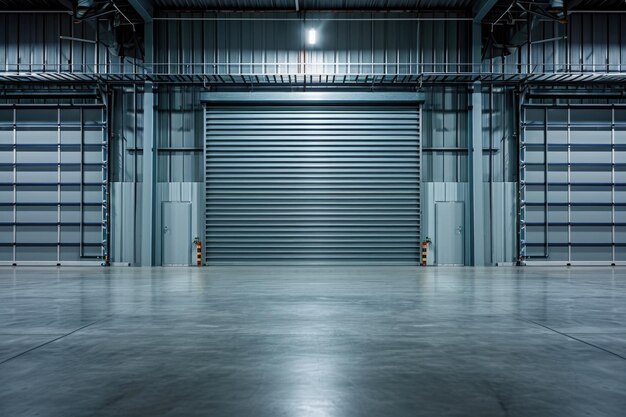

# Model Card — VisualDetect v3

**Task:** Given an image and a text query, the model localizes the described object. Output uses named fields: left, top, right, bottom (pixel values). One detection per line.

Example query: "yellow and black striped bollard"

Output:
left=193, top=238, right=202, bottom=266
left=421, top=238, right=431, bottom=266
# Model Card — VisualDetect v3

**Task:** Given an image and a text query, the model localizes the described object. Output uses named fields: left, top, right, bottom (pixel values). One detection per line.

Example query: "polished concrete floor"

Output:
left=0, top=266, right=625, bottom=417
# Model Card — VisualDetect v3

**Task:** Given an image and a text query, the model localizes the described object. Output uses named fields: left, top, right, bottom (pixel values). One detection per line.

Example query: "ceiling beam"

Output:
left=127, top=0, right=153, bottom=22
left=566, top=0, right=585, bottom=11
left=473, top=0, right=499, bottom=22
left=57, top=0, right=73, bottom=11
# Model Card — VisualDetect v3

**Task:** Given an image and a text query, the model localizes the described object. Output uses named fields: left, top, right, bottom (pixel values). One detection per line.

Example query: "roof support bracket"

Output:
left=127, top=0, right=153, bottom=22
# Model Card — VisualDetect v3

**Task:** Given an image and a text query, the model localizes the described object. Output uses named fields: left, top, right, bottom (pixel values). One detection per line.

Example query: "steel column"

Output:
left=470, top=21, right=485, bottom=266
left=140, top=21, right=156, bottom=266
left=474, top=0, right=499, bottom=22
left=127, top=0, right=153, bottom=23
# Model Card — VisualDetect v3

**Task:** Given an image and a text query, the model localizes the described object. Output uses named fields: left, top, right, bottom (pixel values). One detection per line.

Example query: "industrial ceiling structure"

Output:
left=1, top=0, right=618, bottom=12
left=1, top=0, right=625, bottom=85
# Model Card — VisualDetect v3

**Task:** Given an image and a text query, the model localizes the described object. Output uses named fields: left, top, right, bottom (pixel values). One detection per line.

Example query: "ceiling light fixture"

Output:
left=307, top=28, right=317, bottom=45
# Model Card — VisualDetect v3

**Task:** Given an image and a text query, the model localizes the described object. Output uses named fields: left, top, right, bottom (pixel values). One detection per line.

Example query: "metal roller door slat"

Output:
left=206, top=113, right=418, bottom=118
left=208, top=212, right=419, bottom=216
left=207, top=171, right=419, bottom=176
left=206, top=196, right=420, bottom=201
left=208, top=180, right=419, bottom=184
left=206, top=163, right=418, bottom=167
left=206, top=131, right=417, bottom=136
left=205, top=104, right=420, bottom=264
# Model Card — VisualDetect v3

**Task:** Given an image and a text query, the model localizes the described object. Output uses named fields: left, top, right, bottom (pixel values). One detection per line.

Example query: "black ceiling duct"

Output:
left=482, top=20, right=529, bottom=60
left=109, top=21, right=144, bottom=60
left=71, top=1, right=145, bottom=61
left=549, top=0, right=564, bottom=13
left=75, top=0, right=95, bottom=18
left=74, top=0, right=113, bottom=20
left=95, top=18, right=144, bottom=60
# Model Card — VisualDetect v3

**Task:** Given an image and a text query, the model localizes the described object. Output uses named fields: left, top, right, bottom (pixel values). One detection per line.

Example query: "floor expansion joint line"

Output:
left=0, top=320, right=104, bottom=366
left=521, top=318, right=626, bottom=361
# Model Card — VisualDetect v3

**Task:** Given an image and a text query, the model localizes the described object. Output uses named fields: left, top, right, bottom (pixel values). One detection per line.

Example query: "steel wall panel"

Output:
left=0, top=104, right=107, bottom=265
left=520, top=103, right=626, bottom=264
left=154, top=11, right=470, bottom=77
left=486, top=14, right=626, bottom=76
left=0, top=13, right=137, bottom=74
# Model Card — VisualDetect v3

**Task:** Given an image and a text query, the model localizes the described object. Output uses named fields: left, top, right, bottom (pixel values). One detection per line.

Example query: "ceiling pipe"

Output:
left=153, top=16, right=473, bottom=21
left=0, top=10, right=72, bottom=14
left=549, top=0, right=564, bottom=12
left=155, top=8, right=470, bottom=14
left=568, top=10, right=626, bottom=13
left=59, top=35, right=97, bottom=44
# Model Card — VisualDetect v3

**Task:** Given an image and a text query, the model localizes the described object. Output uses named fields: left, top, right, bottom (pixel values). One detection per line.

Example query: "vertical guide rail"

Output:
left=102, top=102, right=109, bottom=264
left=542, top=106, right=549, bottom=258
left=57, top=106, right=61, bottom=263
left=520, top=102, right=550, bottom=262
left=12, top=107, right=17, bottom=264
left=567, top=104, right=571, bottom=263
left=519, top=100, right=527, bottom=261
left=611, top=105, right=616, bottom=264
left=419, top=104, right=423, bottom=264
left=79, top=107, right=84, bottom=258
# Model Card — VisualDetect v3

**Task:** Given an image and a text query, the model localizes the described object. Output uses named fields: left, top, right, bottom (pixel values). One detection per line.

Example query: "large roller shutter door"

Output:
left=205, top=105, right=420, bottom=264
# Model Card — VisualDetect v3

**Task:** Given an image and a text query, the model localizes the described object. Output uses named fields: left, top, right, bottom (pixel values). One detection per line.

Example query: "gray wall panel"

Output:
left=0, top=11, right=623, bottom=82
left=0, top=14, right=137, bottom=74
left=154, top=11, right=470, bottom=77
left=0, top=103, right=107, bottom=265
left=521, top=103, right=626, bottom=264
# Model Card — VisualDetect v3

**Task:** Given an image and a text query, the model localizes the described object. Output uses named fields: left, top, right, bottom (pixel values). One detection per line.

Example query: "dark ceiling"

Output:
left=0, top=0, right=623, bottom=16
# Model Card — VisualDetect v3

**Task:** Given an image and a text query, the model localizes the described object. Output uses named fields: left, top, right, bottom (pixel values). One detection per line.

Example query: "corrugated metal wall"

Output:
left=110, top=86, right=204, bottom=265
left=420, top=86, right=518, bottom=265
left=154, top=87, right=204, bottom=265
left=482, top=86, right=517, bottom=264
left=110, top=86, right=143, bottom=265
left=1, top=12, right=624, bottom=78
left=154, top=11, right=470, bottom=76
left=422, top=86, right=468, bottom=183
left=157, top=86, right=203, bottom=182
left=485, top=14, right=626, bottom=75
left=0, top=13, right=139, bottom=74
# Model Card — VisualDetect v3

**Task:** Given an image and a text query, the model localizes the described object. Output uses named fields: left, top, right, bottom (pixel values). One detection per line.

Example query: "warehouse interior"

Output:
left=1, top=0, right=626, bottom=416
